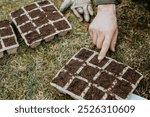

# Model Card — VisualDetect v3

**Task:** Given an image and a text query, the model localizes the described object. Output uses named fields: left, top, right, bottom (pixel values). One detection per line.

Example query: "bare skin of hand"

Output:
left=89, top=4, right=118, bottom=61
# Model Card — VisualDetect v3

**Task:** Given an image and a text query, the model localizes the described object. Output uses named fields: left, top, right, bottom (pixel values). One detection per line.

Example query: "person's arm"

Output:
left=89, top=0, right=121, bottom=61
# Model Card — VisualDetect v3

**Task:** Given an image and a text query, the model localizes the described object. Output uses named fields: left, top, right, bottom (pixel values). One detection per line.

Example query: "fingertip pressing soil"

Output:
left=39, top=24, right=56, bottom=37
left=3, top=37, right=17, bottom=47
left=15, top=15, right=29, bottom=25
left=122, top=68, right=141, bottom=84
left=95, top=72, right=116, bottom=89
left=24, top=3, right=37, bottom=11
left=0, top=27, right=13, bottom=37
left=105, top=61, right=126, bottom=75
left=53, top=20, right=70, bottom=30
left=67, top=78, right=88, bottom=96
left=75, top=48, right=93, bottom=61
left=84, top=86, right=105, bottom=100
left=11, top=8, right=24, bottom=18
left=78, top=65, right=99, bottom=81
left=20, top=22, right=35, bottom=33
left=25, top=31, right=41, bottom=44
left=0, top=20, right=10, bottom=28
left=112, top=80, right=132, bottom=99
left=90, top=55, right=109, bottom=67
left=52, top=71, right=72, bottom=87
left=64, top=59, right=83, bottom=74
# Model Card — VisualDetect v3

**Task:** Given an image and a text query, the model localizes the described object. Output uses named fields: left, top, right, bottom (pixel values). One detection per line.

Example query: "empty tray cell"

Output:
left=111, top=80, right=132, bottom=99
left=25, top=30, right=41, bottom=44
left=0, top=27, right=13, bottom=37
left=105, top=61, right=126, bottom=75
left=15, top=15, right=29, bottom=25
left=39, top=24, right=56, bottom=37
left=3, top=37, right=17, bottom=47
left=95, top=72, right=116, bottom=89
left=78, top=65, right=99, bottom=81
left=11, top=8, right=24, bottom=18
left=52, top=71, right=72, bottom=87
left=84, top=86, right=105, bottom=100
left=75, top=48, right=93, bottom=61
left=37, top=0, right=51, bottom=6
left=64, top=59, right=83, bottom=74
left=24, top=3, right=38, bottom=11
left=67, top=78, right=88, bottom=96
left=0, top=20, right=10, bottom=28
left=51, top=48, right=143, bottom=100
left=11, top=0, right=72, bottom=48
left=54, top=20, right=70, bottom=31
left=122, top=68, right=142, bottom=84
left=42, top=5, right=57, bottom=13
left=20, top=22, right=35, bottom=33
left=89, top=55, right=109, bottom=67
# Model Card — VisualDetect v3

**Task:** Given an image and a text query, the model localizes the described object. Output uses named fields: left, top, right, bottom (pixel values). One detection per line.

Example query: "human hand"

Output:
left=60, top=0, right=94, bottom=22
left=89, top=4, right=118, bottom=61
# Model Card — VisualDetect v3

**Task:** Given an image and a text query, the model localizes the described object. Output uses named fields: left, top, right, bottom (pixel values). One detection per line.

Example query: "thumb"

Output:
left=60, top=0, right=73, bottom=13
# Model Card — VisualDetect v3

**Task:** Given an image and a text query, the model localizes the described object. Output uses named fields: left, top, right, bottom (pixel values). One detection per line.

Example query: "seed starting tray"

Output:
left=10, top=0, right=72, bottom=48
left=51, top=48, right=143, bottom=100
left=0, top=20, right=19, bottom=58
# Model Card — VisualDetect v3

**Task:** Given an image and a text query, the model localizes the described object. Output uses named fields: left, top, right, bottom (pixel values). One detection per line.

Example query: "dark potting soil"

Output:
left=84, top=86, right=105, bottom=100
left=20, top=22, right=35, bottom=33
left=42, top=5, right=57, bottom=13
left=25, top=31, right=41, bottom=44
left=38, top=0, right=51, bottom=6
left=75, top=48, right=93, bottom=61
left=46, top=12, right=62, bottom=21
left=53, top=20, right=70, bottom=30
left=24, top=3, right=37, bottom=11
left=0, top=42, right=2, bottom=49
left=0, top=27, right=13, bottom=37
left=105, top=61, right=126, bottom=75
left=106, top=94, right=117, bottom=100
left=52, top=71, right=72, bottom=87
left=95, top=72, right=116, bottom=89
left=64, top=59, right=83, bottom=74
left=67, top=78, right=88, bottom=96
left=122, top=68, right=141, bottom=84
left=39, top=24, right=56, bottom=37
left=90, top=55, right=109, bottom=67
left=111, top=80, right=132, bottom=99
left=11, top=8, right=24, bottom=18
left=3, top=37, right=17, bottom=47
left=78, top=65, right=99, bottom=81
left=0, top=20, right=10, bottom=28
left=28, top=9, right=45, bottom=18
left=33, top=16, right=48, bottom=27
left=15, top=15, right=29, bottom=25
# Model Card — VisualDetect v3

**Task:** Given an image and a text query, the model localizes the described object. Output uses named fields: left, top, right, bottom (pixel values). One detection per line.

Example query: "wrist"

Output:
left=97, top=4, right=116, bottom=13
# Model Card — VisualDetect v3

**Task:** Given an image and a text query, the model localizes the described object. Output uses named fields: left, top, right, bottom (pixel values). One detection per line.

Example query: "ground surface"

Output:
left=0, top=0, right=149, bottom=100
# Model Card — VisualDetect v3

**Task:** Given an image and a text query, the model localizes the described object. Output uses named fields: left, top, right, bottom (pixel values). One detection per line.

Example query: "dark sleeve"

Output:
left=95, top=0, right=122, bottom=5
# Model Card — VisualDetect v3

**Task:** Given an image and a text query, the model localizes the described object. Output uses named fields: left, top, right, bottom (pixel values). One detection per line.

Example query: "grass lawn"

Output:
left=0, top=0, right=150, bottom=100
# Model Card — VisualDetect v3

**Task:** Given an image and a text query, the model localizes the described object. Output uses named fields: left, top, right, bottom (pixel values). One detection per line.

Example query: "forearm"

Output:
left=95, top=0, right=122, bottom=5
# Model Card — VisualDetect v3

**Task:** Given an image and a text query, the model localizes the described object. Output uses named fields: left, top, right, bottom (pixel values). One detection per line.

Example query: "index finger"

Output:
left=98, top=36, right=112, bottom=62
